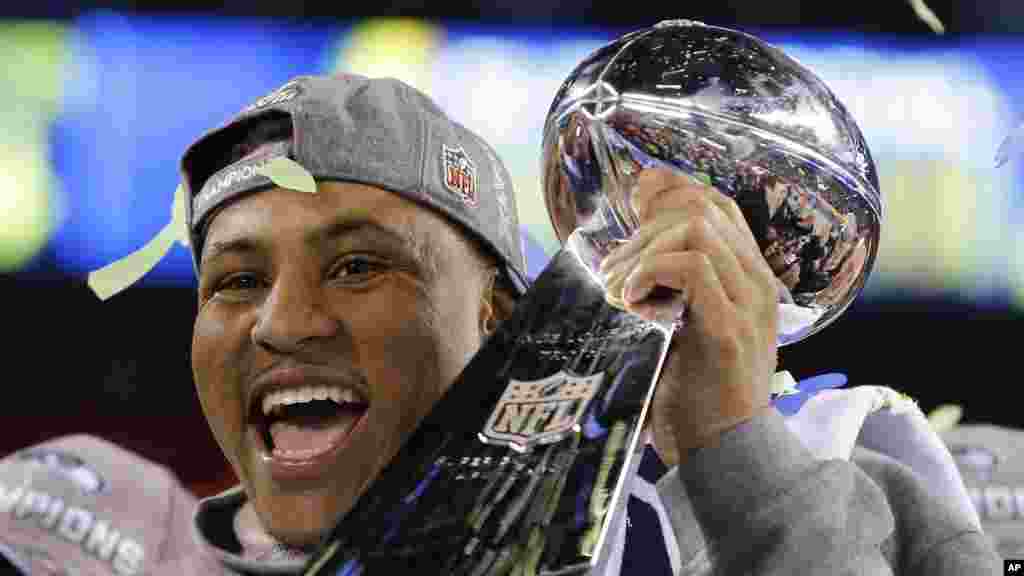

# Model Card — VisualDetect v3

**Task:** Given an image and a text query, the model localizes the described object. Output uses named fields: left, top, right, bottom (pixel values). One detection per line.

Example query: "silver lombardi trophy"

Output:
left=543, top=19, right=881, bottom=341
left=303, top=20, right=882, bottom=575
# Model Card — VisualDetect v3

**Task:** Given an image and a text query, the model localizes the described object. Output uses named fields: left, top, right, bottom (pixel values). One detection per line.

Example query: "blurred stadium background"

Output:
left=2, top=0, right=1022, bottom=496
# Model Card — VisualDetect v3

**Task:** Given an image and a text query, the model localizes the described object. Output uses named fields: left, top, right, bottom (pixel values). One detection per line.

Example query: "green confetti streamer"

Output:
left=877, top=388, right=919, bottom=415
left=87, top=157, right=316, bottom=303
left=256, top=156, right=317, bottom=194
left=909, top=0, right=945, bottom=34
left=87, top=182, right=189, bottom=300
left=87, top=222, right=178, bottom=300
left=927, top=404, right=963, bottom=433
left=173, top=182, right=190, bottom=247
left=770, top=371, right=800, bottom=397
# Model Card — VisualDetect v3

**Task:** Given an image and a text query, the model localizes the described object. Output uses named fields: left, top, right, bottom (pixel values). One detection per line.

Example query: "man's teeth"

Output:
left=261, top=386, right=361, bottom=416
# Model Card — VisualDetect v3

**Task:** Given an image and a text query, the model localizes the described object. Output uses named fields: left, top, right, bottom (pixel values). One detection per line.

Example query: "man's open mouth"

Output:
left=253, top=385, right=369, bottom=461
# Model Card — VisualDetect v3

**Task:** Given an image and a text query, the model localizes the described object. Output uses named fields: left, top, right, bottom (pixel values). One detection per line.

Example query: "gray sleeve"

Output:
left=908, top=532, right=1003, bottom=575
left=851, top=447, right=1002, bottom=575
left=654, top=408, right=1001, bottom=575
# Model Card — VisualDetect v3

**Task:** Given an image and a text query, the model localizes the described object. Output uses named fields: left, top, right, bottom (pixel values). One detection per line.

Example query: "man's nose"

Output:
left=251, top=271, right=338, bottom=354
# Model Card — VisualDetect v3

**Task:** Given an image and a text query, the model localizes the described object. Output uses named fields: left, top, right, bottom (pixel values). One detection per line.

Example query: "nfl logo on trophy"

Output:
left=480, top=370, right=605, bottom=452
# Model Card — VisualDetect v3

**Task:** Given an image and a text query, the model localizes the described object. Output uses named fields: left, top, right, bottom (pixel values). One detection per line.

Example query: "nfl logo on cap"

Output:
left=442, top=144, right=477, bottom=206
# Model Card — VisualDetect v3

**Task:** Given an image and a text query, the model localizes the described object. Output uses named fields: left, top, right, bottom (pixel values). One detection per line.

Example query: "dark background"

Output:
left=7, top=0, right=1024, bottom=36
left=3, top=0, right=1021, bottom=498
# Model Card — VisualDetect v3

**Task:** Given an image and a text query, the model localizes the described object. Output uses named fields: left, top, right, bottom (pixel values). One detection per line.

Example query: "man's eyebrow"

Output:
left=312, top=217, right=445, bottom=278
left=308, top=217, right=410, bottom=250
left=201, top=237, right=264, bottom=267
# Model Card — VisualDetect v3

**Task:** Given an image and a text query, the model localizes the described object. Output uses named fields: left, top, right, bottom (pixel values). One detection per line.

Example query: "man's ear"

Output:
left=479, top=269, right=518, bottom=338
left=479, top=269, right=499, bottom=338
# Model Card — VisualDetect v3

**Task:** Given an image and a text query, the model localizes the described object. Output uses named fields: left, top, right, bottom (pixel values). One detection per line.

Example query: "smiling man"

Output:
left=181, top=76, right=527, bottom=571
left=108, top=73, right=1003, bottom=574
left=191, top=160, right=513, bottom=553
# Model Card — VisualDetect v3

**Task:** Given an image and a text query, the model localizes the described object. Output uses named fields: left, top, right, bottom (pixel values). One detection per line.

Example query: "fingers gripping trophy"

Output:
left=303, top=20, right=882, bottom=576
left=544, top=19, right=880, bottom=337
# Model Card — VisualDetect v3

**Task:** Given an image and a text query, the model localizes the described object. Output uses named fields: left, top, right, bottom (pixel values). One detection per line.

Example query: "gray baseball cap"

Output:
left=0, top=435, right=200, bottom=575
left=180, top=73, right=529, bottom=296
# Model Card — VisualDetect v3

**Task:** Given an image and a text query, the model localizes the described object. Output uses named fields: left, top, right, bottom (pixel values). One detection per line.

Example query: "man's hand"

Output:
left=600, top=169, right=780, bottom=466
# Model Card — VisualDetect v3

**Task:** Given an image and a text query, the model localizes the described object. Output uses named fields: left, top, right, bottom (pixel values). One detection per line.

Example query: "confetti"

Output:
left=87, top=221, right=178, bottom=300
left=995, top=122, right=1024, bottom=168
left=909, top=0, right=945, bottom=35
left=87, top=157, right=317, bottom=302
left=770, top=370, right=801, bottom=397
left=172, top=182, right=190, bottom=247
left=875, top=388, right=919, bottom=415
left=256, top=156, right=317, bottom=194
left=87, top=183, right=188, bottom=300
left=927, top=404, right=963, bottom=433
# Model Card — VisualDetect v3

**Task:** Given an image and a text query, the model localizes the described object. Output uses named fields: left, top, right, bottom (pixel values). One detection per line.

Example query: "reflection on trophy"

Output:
left=302, top=20, right=883, bottom=576
left=542, top=18, right=882, bottom=344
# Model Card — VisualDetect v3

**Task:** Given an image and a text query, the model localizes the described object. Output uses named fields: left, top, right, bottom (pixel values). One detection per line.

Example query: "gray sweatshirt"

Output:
left=190, top=397, right=1002, bottom=575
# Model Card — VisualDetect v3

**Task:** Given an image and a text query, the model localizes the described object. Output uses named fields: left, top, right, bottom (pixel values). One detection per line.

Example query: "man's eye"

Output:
left=331, top=256, right=387, bottom=281
left=215, top=273, right=264, bottom=293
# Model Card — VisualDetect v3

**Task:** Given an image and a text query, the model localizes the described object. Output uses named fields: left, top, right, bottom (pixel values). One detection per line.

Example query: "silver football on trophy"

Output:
left=541, top=19, right=883, bottom=345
